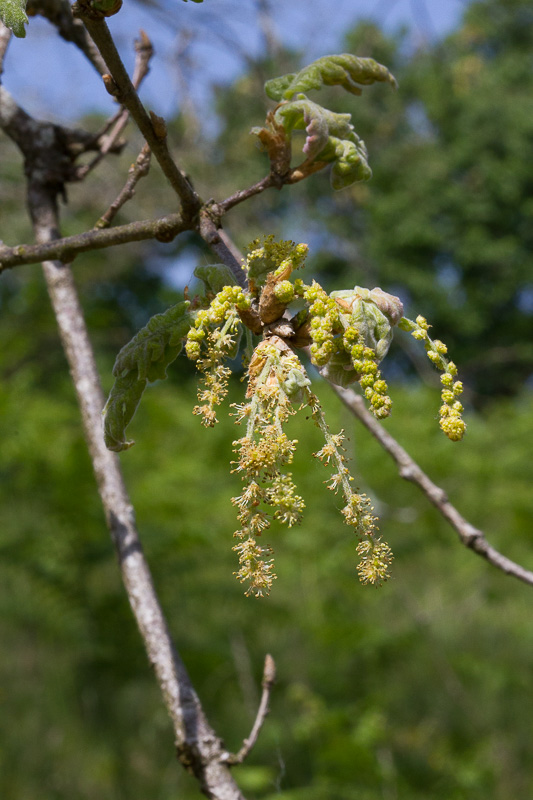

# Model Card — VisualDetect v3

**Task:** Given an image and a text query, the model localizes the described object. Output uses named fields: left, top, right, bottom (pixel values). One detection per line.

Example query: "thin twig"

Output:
left=0, top=211, right=187, bottom=271
left=218, top=174, right=277, bottom=214
left=218, top=163, right=327, bottom=215
left=94, top=143, right=152, bottom=228
left=332, top=384, right=533, bottom=587
left=224, top=654, right=276, bottom=765
left=74, top=3, right=201, bottom=215
left=77, top=30, right=154, bottom=179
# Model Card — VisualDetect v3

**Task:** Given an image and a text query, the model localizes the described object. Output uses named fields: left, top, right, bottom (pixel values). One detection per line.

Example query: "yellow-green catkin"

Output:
left=400, top=314, right=466, bottom=441
left=307, top=391, right=393, bottom=585
left=186, top=286, right=250, bottom=426
left=230, top=340, right=305, bottom=596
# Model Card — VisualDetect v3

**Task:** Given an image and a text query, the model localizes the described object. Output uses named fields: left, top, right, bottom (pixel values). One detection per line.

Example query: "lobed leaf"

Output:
left=320, top=349, right=358, bottom=388
left=0, top=0, right=28, bottom=38
left=332, top=287, right=400, bottom=360
left=275, top=97, right=353, bottom=159
left=113, top=300, right=191, bottom=382
left=274, top=96, right=372, bottom=188
left=265, top=53, right=397, bottom=101
left=103, top=301, right=192, bottom=451
left=103, top=373, right=147, bottom=452
left=194, top=263, right=238, bottom=295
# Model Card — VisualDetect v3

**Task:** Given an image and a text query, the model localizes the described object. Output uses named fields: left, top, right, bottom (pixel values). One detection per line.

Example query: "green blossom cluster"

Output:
left=178, top=237, right=467, bottom=594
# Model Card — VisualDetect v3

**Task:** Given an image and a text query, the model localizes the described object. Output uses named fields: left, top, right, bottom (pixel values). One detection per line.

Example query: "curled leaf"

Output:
left=103, top=373, right=146, bottom=452
left=194, top=263, right=238, bottom=295
left=0, top=0, right=28, bottom=37
left=332, top=288, right=398, bottom=362
left=265, top=54, right=397, bottom=101
left=320, top=349, right=358, bottom=388
left=113, top=300, right=191, bottom=382
left=275, top=97, right=353, bottom=159
left=274, top=96, right=372, bottom=188
left=322, top=135, right=372, bottom=189
left=282, top=367, right=311, bottom=399
left=350, top=298, right=394, bottom=361
left=103, top=301, right=192, bottom=451
left=332, top=286, right=404, bottom=325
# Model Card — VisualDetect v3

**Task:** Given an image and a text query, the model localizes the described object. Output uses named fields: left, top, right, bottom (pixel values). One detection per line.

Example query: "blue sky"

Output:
left=3, top=0, right=472, bottom=125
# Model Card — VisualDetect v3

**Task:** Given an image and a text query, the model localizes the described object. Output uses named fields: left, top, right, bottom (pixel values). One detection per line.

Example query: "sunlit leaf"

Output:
left=0, top=0, right=28, bottom=38
left=274, top=96, right=372, bottom=188
left=265, top=53, right=397, bottom=101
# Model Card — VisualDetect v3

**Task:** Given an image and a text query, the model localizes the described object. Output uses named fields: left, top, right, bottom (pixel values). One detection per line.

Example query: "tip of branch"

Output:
left=136, top=29, right=153, bottom=51
left=262, top=653, right=276, bottom=687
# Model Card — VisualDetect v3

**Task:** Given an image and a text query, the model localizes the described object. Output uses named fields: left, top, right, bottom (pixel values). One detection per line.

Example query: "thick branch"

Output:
left=74, top=3, right=201, bottom=216
left=77, top=30, right=154, bottom=179
left=2, top=62, right=247, bottom=799
left=0, top=212, right=187, bottom=271
left=332, top=384, right=533, bottom=587
left=199, top=208, right=247, bottom=289
left=38, top=251, right=246, bottom=799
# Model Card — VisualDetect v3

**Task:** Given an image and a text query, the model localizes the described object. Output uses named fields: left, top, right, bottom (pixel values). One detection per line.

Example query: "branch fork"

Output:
left=223, top=654, right=276, bottom=766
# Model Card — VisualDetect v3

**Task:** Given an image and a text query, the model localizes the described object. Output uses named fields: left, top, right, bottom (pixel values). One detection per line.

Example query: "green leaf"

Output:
left=103, top=372, right=147, bottom=452
left=103, top=301, right=192, bottom=451
left=274, top=96, right=372, bottom=188
left=320, top=349, right=358, bottom=388
left=0, top=0, right=28, bottom=38
left=275, top=97, right=353, bottom=158
left=265, top=54, right=397, bottom=101
left=282, top=366, right=312, bottom=401
left=327, top=137, right=372, bottom=189
left=113, top=300, right=191, bottom=382
left=332, top=288, right=395, bottom=361
left=194, top=263, right=238, bottom=295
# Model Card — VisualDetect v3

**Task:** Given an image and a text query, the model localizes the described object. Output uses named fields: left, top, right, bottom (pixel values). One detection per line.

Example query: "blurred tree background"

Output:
left=1, top=0, right=533, bottom=797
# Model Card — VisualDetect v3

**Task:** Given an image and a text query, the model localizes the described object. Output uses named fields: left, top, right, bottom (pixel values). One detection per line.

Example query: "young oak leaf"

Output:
left=103, top=372, right=147, bottom=452
left=263, top=96, right=371, bottom=189
left=0, top=0, right=28, bottom=38
left=194, top=263, right=238, bottom=295
left=113, top=300, right=192, bottom=383
left=265, top=53, right=397, bottom=101
left=103, top=301, right=192, bottom=451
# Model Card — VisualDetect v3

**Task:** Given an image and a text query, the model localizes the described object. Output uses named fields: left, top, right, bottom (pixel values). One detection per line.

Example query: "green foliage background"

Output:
left=1, top=0, right=533, bottom=798
left=1, top=367, right=533, bottom=799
